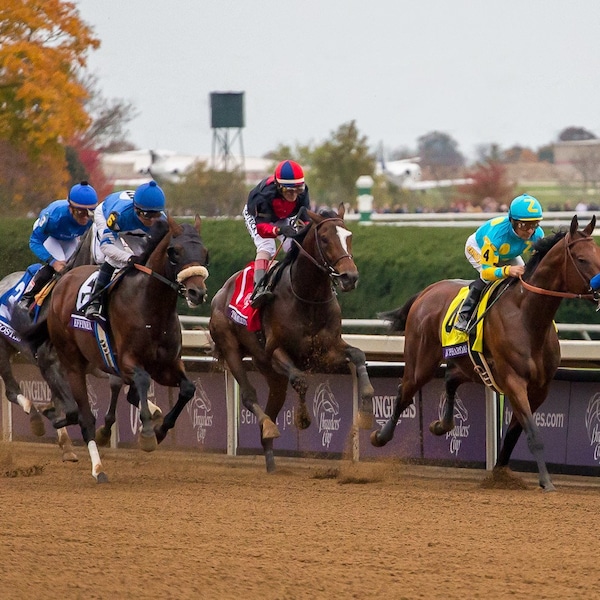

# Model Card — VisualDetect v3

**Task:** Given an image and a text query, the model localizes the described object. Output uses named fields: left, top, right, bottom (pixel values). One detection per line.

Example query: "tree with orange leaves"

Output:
left=0, top=0, right=99, bottom=212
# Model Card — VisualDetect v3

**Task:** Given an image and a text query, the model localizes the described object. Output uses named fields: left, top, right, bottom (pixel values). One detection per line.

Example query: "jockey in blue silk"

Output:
left=84, top=180, right=167, bottom=320
left=243, top=159, right=311, bottom=308
left=454, top=193, right=545, bottom=333
left=18, top=181, right=99, bottom=309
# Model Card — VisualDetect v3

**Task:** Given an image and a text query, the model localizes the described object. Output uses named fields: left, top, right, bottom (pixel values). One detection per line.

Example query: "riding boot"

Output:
left=84, top=262, right=115, bottom=320
left=250, top=268, right=274, bottom=309
left=17, top=264, right=55, bottom=311
left=454, top=278, right=486, bottom=333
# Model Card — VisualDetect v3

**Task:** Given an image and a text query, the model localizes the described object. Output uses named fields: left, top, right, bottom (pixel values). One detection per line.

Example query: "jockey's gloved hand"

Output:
left=127, top=255, right=143, bottom=266
left=278, top=225, right=297, bottom=238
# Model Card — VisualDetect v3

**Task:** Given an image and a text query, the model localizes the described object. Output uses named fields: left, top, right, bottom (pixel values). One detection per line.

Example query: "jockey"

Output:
left=242, top=159, right=310, bottom=308
left=454, top=193, right=544, bottom=333
left=18, top=181, right=99, bottom=310
left=84, top=180, right=166, bottom=320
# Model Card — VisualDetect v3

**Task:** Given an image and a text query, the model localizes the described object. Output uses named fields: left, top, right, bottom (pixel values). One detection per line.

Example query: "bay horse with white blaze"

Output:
left=24, top=216, right=209, bottom=482
left=372, top=216, right=600, bottom=491
left=210, top=205, right=374, bottom=472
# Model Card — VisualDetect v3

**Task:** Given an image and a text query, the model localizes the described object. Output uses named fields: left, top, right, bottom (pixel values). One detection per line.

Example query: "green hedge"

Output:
left=1, top=218, right=598, bottom=323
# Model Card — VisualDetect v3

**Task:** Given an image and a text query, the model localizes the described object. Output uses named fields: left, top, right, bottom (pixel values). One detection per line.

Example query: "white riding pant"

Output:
left=42, top=237, right=79, bottom=263
left=243, top=206, right=292, bottom=258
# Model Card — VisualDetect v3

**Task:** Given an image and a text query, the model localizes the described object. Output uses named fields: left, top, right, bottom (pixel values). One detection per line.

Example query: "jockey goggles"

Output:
left=279, top=184, right=305, bottom=198
left=69, top=204, right=93, bottom=218
left=514, top=220, right=541, bottom=232
left=136, top=208, right=162, bottom=220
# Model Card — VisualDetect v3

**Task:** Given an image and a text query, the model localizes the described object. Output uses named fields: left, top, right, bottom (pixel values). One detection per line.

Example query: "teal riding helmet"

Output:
left=508, top=194, right=543, bottom=221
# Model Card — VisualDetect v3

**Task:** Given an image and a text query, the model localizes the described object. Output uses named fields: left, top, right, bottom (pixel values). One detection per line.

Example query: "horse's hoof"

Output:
left=61, top=452, right=78, bottom=463
left=260, top=418, right=281, bottom=440
left=370, top=430, right=387, bottom=448
left=95, top=427, right=112, bottom=447
left=29, top=410, right=46, bottom=437
left=96, top=472, right=109, bottom=484
left=542, top=482, right=557, bottom=493
left=357, top=411, right=374, bottom=430
left=429, top=420, right=446, bottom=436
left=139, top=433, right=158, bottom=453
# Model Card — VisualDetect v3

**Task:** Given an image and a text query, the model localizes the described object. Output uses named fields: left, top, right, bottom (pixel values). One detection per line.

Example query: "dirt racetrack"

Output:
left=1, top=441, right=599, bottom=600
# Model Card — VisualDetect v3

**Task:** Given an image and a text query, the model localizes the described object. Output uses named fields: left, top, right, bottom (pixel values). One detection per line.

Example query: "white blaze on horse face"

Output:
left=336, top=226, right=352, bottom=254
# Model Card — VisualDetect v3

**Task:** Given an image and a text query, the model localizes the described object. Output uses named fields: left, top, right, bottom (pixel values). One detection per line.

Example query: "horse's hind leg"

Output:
left=57, top=427, right=78, bottom=462
left=429, top=366, right=462, bottom=436
left=262, top=374, right=289, bottom=473
left=96, top=375, right=123, bottom=447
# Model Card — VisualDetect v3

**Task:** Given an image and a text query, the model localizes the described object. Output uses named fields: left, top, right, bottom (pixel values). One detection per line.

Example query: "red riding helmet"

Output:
left=274, top=160, right=304, bottom=188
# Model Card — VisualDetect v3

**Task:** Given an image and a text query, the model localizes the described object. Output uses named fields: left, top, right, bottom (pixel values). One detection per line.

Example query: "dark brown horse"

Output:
left=210, top=205, right=374, bottom=472
left=371, top=216, right=600, bottom=491
left=24, top=216, right=209, bottom=482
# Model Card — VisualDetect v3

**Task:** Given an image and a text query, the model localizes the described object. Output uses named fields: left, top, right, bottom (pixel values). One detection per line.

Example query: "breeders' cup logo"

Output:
left=186, top=378, right=213, bottom=444
left=584, top=392, right=600, bottom=463
left=438, top=393, right=470, bottom=456
left=129, top=381, right=156, bottom=434
left=312, top=381, right=340, bottom=449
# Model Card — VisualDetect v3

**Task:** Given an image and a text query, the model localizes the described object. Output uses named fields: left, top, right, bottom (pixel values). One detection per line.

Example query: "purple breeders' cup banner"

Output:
left=502, top=380, right=569, bottom=464
left=238, top=372, right=355, bottom=455
left=114, top=371, right=227, bottom=451
left=11, top=363, right=112, bottom=443
left=422, top=380, right=487, bottom=462
left=359, top=377, right=422, bottom=459
left=566, top=382, right=600, bottom=468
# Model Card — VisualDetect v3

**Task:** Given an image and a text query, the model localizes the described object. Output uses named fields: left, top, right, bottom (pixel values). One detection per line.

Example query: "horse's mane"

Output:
left=523, top=228, right=567, bottom=277
left=135, top=217, right=171, bottom=263
left=279, top=207, right=340, bottom=268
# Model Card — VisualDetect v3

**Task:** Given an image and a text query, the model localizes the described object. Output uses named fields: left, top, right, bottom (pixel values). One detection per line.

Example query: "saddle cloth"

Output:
left=0, top=265, right=42, bottom=341
left=441, top=281, right=504, bottom=393
left=226, top=262, right=261, bottom=332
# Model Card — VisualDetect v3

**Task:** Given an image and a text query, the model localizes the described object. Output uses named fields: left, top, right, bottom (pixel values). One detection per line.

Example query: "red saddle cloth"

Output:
left=226, top=262, right=261, bottom=332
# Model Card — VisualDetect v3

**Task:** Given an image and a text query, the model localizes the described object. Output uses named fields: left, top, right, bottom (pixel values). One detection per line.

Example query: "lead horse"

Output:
left=24, top=215, right=209, bottom=482
left=371, top=216, right=600, bottom=491
left=210, top=205, right=374, bottom=472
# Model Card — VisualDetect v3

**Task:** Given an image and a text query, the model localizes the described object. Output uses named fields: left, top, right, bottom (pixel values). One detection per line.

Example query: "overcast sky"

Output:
left=75, top=0, right=600, bottom=161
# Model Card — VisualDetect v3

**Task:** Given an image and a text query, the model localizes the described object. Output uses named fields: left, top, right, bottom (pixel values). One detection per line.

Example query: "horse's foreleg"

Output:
left=505, top=388, right=555, bottom=492
left=270, top=348, right=311, bottom=430
left=345, top=345, right=374, bottom=429
left=154, top=376, right=196, bottom=444
left=131, top=366, right=157, bottom=452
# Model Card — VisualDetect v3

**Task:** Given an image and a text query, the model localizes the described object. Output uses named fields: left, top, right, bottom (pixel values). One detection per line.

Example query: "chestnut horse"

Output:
left=24, top=216, right=209, bottom=482
left=372, top=216, right=600, bottom=491
left=210, top=205, right=374, bottom=472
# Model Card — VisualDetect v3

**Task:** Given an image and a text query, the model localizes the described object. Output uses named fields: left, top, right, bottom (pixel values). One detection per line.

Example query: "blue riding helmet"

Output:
left=274, top=160, right=305, bottom=188
left=68, top=181, right=99, bottom=209
left=133, top=180, right=166, bottom=211
left=508, top=194, right=543, bottom=221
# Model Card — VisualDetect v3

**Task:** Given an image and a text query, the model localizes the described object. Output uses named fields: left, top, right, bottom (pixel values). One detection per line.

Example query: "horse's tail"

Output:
left=377, top=293, right=420, bottom=333
left=13, top=311, right=50, bottom=355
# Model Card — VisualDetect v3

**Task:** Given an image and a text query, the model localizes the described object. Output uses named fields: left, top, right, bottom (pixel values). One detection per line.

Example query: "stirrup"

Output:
left=84, top=303, right=102, bottom=320
left=250, top=289, right=275, bottom=309
left=454, top=317, right=471, bottom=333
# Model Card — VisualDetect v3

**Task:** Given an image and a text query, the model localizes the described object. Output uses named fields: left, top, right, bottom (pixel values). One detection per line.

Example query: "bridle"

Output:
left=291, top=217, right=353, bottom=280
left=519, top=232, right=600, bottom=302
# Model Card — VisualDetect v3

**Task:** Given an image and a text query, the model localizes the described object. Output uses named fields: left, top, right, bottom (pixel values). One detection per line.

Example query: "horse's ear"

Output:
left=570, top=215, right=579, bottom=236
left=194, top=214, right=202, bottom=234
left=337, top=202, right=345, bottom=219
left=583, top=214, right=596, bottom=237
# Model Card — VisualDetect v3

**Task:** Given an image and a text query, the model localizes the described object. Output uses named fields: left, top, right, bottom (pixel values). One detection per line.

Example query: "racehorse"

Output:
left=371, top=216, right=600, bottom=491
left=24, top=215, right=209, bottom=482
left=209, top=205, right=374, bottom=473
left=0, top=270, right=78, bottom=461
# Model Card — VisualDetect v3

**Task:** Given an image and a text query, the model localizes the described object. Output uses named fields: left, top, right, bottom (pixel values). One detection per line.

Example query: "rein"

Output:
left=134, top=263, right=209, bottom=297
left=518, top=233, right=596, bottom=300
